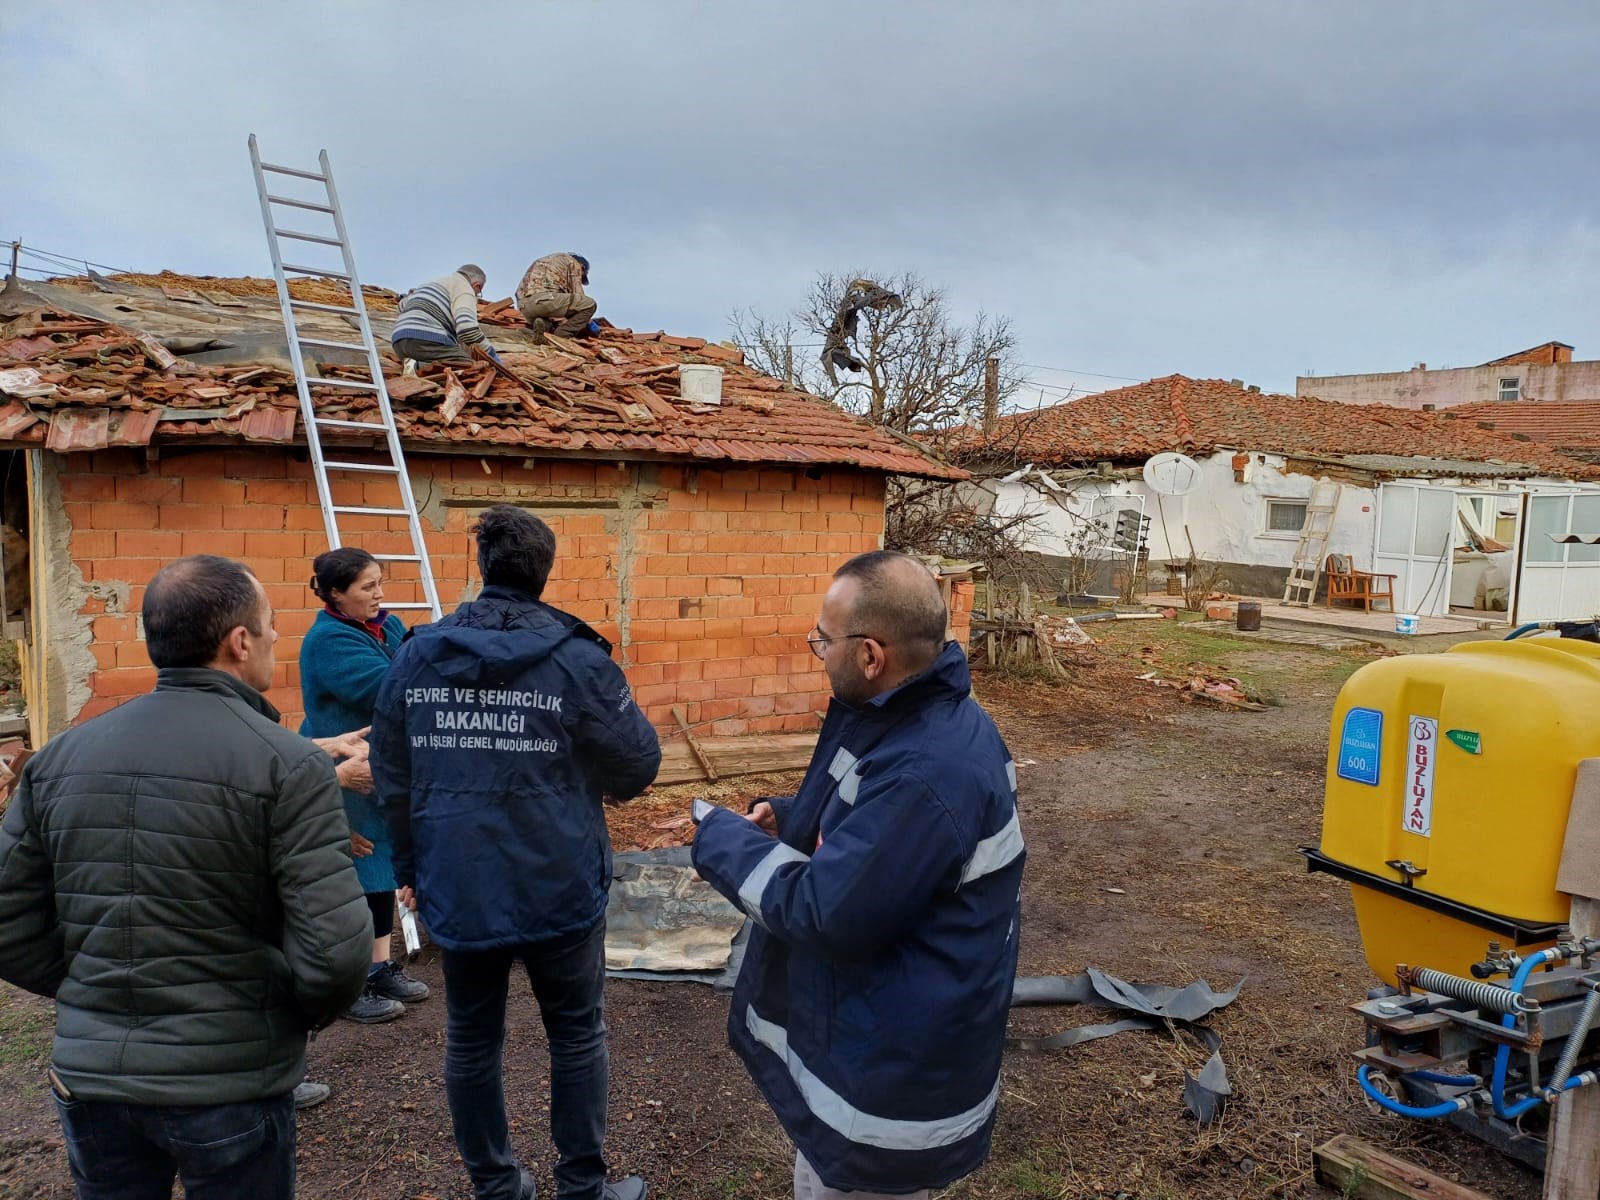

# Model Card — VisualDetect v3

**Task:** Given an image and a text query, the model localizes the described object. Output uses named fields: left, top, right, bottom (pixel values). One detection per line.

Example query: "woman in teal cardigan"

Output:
left=300, top=547, right=430, bottom=1023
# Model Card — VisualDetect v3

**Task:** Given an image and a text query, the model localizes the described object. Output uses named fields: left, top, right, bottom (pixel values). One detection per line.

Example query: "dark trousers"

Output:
left=442, top=922, right=610, bottom=1200
left=392, top=336, right=474, bottom=364
left=52, top=1089, right=295, bottom=1200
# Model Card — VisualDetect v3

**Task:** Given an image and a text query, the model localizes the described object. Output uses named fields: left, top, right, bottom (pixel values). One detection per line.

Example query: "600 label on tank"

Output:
left=1405, top=716, right=1438, bottom=836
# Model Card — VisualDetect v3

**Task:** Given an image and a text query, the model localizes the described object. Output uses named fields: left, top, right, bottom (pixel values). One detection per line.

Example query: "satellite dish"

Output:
left=1142, top=452, right=1202, bottom=496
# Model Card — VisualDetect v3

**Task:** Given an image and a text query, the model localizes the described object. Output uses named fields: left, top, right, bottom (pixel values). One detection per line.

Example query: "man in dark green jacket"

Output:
left=0, top=555, right=372, bottom=1200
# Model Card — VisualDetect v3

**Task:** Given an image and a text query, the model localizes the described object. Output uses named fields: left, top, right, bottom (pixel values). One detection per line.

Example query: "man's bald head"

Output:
left=831, top=551, right=948, bottom=673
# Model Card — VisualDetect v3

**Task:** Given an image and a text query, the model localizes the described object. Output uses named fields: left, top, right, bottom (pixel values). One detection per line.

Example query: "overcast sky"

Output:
left=5, top=2, right=1598, bottom=405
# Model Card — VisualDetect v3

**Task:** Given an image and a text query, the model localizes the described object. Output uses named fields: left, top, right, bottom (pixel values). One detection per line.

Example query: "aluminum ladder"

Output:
left=1281, top=478, right=1343, bottom=606
left=246, top=135, right=441, bottom=620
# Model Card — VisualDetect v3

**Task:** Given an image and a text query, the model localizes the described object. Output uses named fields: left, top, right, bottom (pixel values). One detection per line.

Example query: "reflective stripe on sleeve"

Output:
left=960, top=809, right=1024, bottom=885
left=745, top=1005, right=1000, bottom=1150
left=737, top=841, right=811, bottom=927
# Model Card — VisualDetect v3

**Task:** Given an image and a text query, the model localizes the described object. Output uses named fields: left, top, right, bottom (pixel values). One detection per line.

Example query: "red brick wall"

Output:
left=52, top=448, right=888, bottom=737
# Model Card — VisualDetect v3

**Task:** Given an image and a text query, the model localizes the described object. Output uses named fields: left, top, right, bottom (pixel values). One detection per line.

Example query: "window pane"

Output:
left=1527, top=495, right=1569, bottom=563
left=1414, top=488, right=1454, bottom=558
left=1380, top=487, right=1415, bottom=556
left=1570, top=495, right=1600, bottom=563
left=1266, top=501, right=1306, bottom=532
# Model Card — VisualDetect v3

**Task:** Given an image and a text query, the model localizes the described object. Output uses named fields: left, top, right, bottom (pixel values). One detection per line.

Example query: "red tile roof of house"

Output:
left=1446, top=401, right=1600, bottom=451
left=968, top=374, right=1599, bottom=478
left=0, top=276, right=962, bottom=480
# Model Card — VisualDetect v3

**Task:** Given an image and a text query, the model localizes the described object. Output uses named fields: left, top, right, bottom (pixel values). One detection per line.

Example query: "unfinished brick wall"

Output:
left=44, top=447, right=904, bottom=738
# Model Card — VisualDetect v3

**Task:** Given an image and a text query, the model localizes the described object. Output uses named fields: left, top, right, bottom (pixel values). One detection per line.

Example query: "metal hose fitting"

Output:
left=1544, top=984, right=1600, bottom=1100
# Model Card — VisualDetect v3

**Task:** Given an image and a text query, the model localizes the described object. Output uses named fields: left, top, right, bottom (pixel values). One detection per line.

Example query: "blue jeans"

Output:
left=52, top=1087, right=295, bottom=1200
left=442, top=922, right=610, bottom=1200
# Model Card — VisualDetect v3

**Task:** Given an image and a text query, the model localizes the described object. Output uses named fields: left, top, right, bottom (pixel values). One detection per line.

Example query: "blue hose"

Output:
left=1357, top=1065, right=1469, bottom=1118
left=1493, top=949, right=1562, bottom=1118
left=1409, top=1069, right=1480, bottom=1086
left=1505, top=622, right=1546, bottom=640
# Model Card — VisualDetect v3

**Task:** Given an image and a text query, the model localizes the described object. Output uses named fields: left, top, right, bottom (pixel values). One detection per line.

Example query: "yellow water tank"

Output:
left=1313, top=637, right=1600, bottom=986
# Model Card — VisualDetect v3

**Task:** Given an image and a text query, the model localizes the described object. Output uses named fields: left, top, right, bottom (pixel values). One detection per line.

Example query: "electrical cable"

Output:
left=2, top=239, right=134, bottom=275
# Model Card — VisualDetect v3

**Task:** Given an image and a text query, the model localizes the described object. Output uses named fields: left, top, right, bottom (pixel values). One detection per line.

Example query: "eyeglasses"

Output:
left=805, top=628, right=880, bottom=660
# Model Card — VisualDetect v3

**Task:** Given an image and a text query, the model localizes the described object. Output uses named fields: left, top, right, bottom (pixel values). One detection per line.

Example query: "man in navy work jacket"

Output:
left=692, top=551, right=1025, bottom=1199
left=371, top=504, right=659, bottom=1200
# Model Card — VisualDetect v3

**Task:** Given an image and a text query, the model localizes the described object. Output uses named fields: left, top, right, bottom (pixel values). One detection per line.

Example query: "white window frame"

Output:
left=1261, top=498, right=1309, bottom=539
left=1498, top=376, right=1521, bottom=403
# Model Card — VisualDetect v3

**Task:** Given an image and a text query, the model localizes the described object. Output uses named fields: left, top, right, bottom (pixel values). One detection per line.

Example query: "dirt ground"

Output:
left=0, top=618, right=1547, bottom=1199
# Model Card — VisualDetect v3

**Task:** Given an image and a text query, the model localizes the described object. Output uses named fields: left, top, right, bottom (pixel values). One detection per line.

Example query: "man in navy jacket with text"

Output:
left=692, top=551, right=1025, bottom=1199
left=372, top=505, right=659, bottom=1200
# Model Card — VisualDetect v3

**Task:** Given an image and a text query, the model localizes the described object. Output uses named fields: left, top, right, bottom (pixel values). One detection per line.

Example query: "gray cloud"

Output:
left=4, top=0, right=1598, bottom=399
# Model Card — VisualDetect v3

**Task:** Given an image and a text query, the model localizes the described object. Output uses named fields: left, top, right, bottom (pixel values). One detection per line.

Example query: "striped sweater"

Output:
left=390, top=271, right=489, bottom=349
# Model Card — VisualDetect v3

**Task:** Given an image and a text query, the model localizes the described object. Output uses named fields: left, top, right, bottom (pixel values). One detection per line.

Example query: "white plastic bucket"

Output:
left=679, top=364, right=724, bottom=406
left=1395, top=613, right=1419, bottom=636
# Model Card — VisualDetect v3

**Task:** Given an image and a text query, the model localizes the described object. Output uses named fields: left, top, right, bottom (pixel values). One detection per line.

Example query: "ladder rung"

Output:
left=259, top=161, right=327, bottom=181
left=374, top=554, right=423, bottom=562
left=266, top=193, right=335, bottom=213
left=274, top=227, right=343, bottom=246
left=298, top=337, right=367, bottom=352
left=282, top=263, right=351, bottom=279
left=383, top=602, right=436, bottom=611
left=324, top=460, right=400, bottom=473
left=333, top=505, right=410, bottom=516
left=304, top=377, right=379, bottom=390
left=289, top=299, right=359, bottom=314
left=313, top=417, right=386, bottom=430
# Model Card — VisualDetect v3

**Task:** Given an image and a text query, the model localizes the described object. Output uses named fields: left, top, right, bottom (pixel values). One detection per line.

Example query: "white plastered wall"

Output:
left=989, top=451, right=1378, bottom=568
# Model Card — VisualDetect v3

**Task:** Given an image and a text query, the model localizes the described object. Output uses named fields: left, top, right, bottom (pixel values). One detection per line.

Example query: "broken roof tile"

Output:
left=0, top=287, right=960, bottom=480
left=47, top=409, right=112, bottom=453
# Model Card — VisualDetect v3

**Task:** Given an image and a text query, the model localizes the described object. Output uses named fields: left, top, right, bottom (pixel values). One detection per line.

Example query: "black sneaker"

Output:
left=604, top=1177, right=647, bottom=1200
left=368, top=960, right=430, bottom=1003
left=342, top=985, right=406, bottom=1024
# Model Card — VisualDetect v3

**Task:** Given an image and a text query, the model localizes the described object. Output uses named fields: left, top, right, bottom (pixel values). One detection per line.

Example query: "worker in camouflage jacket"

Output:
left=0, top=555, right=370, bottom=1200
left=692, top=551, right=1025, bottom=1199
left=515, top=252, right=598, bottom=339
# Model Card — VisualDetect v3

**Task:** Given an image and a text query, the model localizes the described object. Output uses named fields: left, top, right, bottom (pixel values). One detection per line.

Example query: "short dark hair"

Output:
left=309, top=547, right=379, bottom=603
left=472, top=505, right=556, bottom=597
left=833, top=551, right=948, bottom=664
left=572, top=254, right=590, bottom=283
left=143, top=556, right=264, bottom=669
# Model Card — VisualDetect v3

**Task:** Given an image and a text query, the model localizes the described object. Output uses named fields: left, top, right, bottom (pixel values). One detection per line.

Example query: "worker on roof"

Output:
left=515, top=253, right=598, bottom=340
left=391, top=264, right=500, bottom=365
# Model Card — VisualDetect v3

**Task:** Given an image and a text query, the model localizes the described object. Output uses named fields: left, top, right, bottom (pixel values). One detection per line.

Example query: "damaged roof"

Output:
left=0, top=272, right=962, bottom=480
left=967, top=374, right=1600, bottom=480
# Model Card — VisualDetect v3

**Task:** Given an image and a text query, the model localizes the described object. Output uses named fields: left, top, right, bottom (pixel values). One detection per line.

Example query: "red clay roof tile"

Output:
left=971, top=374, right=1598, bottom=479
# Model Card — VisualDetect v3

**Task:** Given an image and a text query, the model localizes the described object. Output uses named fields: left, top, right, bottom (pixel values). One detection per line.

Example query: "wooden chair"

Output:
left=1324, top=554, right=1397, bottom=613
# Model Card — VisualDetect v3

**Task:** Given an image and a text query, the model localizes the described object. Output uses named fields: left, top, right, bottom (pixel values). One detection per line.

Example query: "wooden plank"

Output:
left=652, top=733, right=817, bottom=786
left=1544, top=894, right=1600, bottom=1198
left=672, top=705, right=718, bottom=782
left=1313, top=1135, right=1496, bottom=1200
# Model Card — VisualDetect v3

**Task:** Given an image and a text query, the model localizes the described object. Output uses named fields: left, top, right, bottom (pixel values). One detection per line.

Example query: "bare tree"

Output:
left=731, top=270, right=1021, bottom=435
left=731, top=271, right=1054, bottom=602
